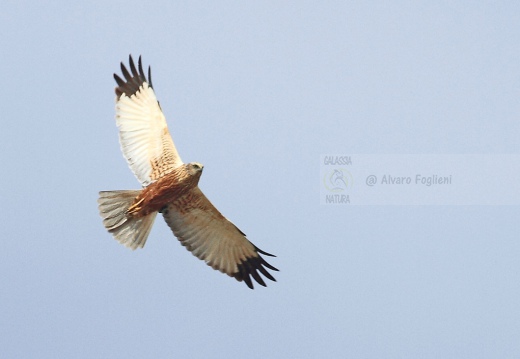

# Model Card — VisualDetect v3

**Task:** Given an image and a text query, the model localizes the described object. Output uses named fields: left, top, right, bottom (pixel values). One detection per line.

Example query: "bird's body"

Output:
left=126, top=163, right=202, bottom=217
left=98, top=56, right=277, bottom=289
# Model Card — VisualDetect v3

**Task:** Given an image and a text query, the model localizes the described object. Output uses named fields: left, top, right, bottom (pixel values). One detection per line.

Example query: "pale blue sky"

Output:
left=2, top=1, right=520, bottom=358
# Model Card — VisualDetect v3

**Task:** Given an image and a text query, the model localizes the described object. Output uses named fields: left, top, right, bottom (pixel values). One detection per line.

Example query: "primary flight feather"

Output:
left=98, top=55, right=277, bottom=289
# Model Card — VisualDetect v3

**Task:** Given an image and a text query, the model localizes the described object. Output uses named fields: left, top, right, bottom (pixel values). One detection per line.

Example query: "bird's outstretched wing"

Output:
left=161, top=187, right=278, bottom=289
left=114, top=55, right=183, bottom=186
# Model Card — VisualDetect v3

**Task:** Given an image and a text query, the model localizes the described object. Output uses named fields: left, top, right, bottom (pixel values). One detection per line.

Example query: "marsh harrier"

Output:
left=98, top=56, right=277, bottom=289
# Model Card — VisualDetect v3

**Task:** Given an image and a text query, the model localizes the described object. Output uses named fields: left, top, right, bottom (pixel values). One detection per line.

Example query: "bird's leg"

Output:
left=126, top=197, right=145, bottom=216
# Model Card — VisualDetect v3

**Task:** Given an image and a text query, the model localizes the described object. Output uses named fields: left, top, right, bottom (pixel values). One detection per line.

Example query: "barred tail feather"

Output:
left=98, top=190, right=157, bottom=250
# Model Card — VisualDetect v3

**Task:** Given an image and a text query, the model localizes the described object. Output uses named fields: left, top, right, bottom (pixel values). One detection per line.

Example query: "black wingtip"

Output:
left=113, top=54, right=154, bottom=100
left=138, top=56, right=144, bottom=78
left=114, top=73, right=125, bottom=87
left=255, top=245, right=276, bottom=257
left=234, top=250, right=278, bottom=289
left=129, top=55, right=138, bottom=78
left=148, top=65, right=153, bottom=88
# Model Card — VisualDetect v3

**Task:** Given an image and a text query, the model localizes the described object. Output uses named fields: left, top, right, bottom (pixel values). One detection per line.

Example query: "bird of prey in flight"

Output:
left=98, top=55, right=278, bottom=289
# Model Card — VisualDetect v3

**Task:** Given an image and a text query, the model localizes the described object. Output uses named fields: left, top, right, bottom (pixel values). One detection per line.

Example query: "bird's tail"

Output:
left=98, top=190, right=157, bottom=250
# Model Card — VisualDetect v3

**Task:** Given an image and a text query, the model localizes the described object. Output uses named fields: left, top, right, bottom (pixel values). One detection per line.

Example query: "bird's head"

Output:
left=187, top=162, right=204, bottom=177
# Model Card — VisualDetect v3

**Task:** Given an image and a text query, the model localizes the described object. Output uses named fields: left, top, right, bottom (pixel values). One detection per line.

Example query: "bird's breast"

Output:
left=127, top=168, right=196, bottom=217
